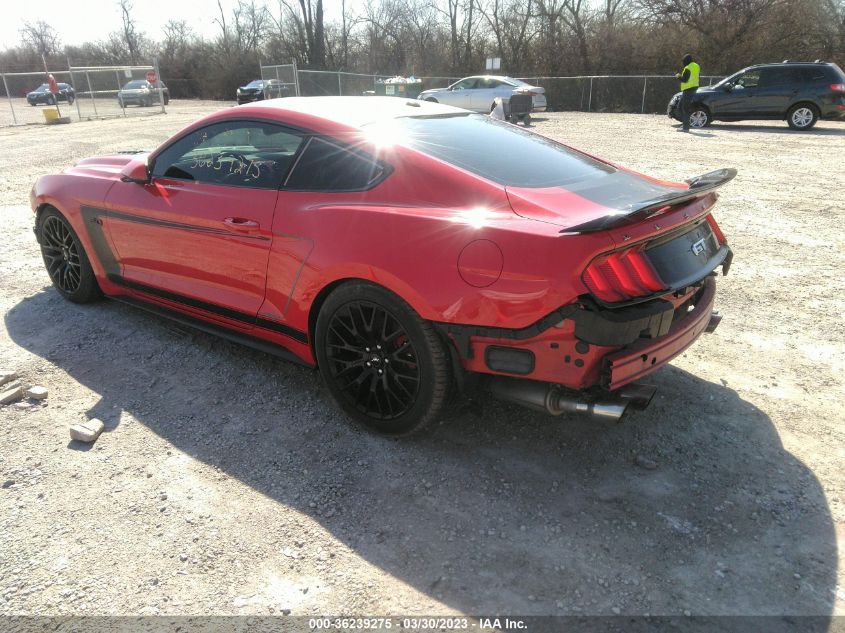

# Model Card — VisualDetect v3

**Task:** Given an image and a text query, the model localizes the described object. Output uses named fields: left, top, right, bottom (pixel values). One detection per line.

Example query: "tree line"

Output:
left=3, top=0, right=844, bottom=100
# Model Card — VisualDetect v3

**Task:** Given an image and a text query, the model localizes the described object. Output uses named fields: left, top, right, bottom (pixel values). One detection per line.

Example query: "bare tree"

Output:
left=117, top=0, right=142, bottom=64
left=275, top=0, right=327, bottom=68
left=20, top=21, right=61, bottom=58
left=475, top=0, right=535, bottom=71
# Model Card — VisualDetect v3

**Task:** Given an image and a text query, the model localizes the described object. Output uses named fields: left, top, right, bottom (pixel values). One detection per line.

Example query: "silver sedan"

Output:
left=418, top=75, right=547, bottom=113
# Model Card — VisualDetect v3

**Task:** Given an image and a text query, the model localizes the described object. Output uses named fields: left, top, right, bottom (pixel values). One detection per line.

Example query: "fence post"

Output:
left=588, top=77, right=593, bottom=112
left=2, top=74, right=17, bottom=125
left=85, top=70, right=98, bottom=117
left=338, top=72, right=342, bottom=96
left=292, top=60, right=300, bottom=96
left=641, top=76, right=647, bottom=113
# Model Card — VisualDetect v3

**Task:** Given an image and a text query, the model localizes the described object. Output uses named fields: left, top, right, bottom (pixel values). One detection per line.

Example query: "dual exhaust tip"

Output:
left=486, top=377, right=656, bottom=422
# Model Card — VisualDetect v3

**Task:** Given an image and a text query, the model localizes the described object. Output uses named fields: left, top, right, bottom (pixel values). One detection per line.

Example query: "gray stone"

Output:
left=25, top=386, right=48, bottom=400
left=69, top=419, right=105, bottom=443
left=0, top=385, right=23, bottom=405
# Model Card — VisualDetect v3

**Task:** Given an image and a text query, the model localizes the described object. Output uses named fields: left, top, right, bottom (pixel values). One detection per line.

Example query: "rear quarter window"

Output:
left=284, top=137, right=387, bottom=192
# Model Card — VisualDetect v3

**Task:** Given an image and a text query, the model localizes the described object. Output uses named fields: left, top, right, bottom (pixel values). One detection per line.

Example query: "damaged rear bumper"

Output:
left=602, top=276, right=717, bottom=390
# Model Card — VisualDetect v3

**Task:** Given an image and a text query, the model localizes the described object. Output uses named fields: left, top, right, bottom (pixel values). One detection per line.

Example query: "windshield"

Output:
left=367, top=113, right=614, bottom=188
left=123, top=80, right=147, bottom=89
left=245, top=80, right=264, bottom=88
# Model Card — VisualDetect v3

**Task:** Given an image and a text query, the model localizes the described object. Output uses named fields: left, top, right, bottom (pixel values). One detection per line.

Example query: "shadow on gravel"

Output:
left=5, top=290, right=838, bottom=622
left=706, top=123, right=845, bottom=136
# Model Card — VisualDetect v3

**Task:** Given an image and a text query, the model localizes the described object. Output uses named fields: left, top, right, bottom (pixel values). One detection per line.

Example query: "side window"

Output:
left=151, top=120, right=305, bottom=189
left=734, top=70, right=760, bottom=89
left=285, top=137, right=386, bottom=192
left=801, top=67, right=828, bottom=82
left=453, top=78, right=478, bottom=90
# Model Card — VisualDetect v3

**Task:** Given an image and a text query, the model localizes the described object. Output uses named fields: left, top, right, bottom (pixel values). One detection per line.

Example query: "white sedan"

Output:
left=417, top=76, right=547, bottom=113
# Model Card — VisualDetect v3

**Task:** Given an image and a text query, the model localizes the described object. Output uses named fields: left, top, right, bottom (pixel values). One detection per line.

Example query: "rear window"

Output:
left=123, top=80, right=147, bottom=89
left=372, top=113, right=614, bottom=188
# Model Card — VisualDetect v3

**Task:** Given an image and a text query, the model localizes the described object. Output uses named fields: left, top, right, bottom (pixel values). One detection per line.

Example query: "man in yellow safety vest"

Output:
left=675, top=53, right=700, bottom=132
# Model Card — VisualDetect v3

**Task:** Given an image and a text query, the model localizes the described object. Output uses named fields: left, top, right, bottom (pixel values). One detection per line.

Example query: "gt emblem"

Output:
left=691, top=238, right=706, bottom=256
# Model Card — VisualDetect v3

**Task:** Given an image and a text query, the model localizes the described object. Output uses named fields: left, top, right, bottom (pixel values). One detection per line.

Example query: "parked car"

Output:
left=117, top=80, right=170, bottom=107
left=418, top=75, right=547, bottom=113
left=237, top=79, right=289, bottom=104
left=31, top=96, right=733, bottom=435
left=26, top=83, right=75, bottom=106
left=668, top=61, right=845, bottom=130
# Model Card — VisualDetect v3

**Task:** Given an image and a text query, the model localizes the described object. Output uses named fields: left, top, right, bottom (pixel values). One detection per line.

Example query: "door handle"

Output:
left=223, top=217, right=260, bottom=232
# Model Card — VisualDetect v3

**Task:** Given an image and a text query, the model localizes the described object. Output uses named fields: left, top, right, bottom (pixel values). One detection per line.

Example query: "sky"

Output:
left=1, top=0, right=348, bottom=51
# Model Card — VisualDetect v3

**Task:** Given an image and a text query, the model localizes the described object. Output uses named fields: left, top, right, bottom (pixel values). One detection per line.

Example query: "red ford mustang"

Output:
left=31, top=97, right=734, bottom=434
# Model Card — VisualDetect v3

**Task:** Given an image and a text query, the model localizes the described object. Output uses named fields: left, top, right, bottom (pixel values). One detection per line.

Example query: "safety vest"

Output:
left=681, top=62, right=700, bottom=91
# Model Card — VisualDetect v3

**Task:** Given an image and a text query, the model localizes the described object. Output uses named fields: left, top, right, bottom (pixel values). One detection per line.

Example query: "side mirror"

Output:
left=120, top=158, right=151, bottom=185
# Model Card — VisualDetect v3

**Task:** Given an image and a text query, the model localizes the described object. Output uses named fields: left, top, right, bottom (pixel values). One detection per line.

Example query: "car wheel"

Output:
left=67, top=95, right=75, bottom=105
left=787, top=103, right=818, bottom=130
left=38, top=208, right=101, bottom=304
left=118, top=98, right=125, bottom=108
left=46, top=95, right=55, bottom=105
left=163, top=95, right=169, bottom=105
left=425, top=97, right=438, bottom=103
left=315, top=281, right=452, bottom=436
left=689, top=107, right=711, bottom=128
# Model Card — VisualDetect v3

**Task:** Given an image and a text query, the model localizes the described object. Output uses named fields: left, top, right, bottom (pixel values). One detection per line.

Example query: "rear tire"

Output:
left=315, top=282, right=451, bottom=436
left=787, top=103, right=818, bottom=130
left=37, top=207, right=101, bottom=304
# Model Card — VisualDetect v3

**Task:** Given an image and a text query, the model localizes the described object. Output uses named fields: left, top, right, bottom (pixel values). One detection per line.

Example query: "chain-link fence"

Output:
left=1, top=62, right=166, bottom=127
left=295, top=70, right=460, bottom=97
left=259, top=63, right=300, bottom=96
left=1, top=70, right=75, bottom=126
left=517, top=75, right=723, bottom=114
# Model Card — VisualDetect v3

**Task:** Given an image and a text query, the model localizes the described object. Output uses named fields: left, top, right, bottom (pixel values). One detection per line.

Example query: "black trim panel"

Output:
left=107, top=273, right=308, bottom=344
left=80, top=206, right=121, bottom=277
left=113, top=296, right=313, bottom=367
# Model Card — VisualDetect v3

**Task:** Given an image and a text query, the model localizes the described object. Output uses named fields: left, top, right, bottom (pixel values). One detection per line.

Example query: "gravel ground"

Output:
left=1, top=101, right=844, bottom=621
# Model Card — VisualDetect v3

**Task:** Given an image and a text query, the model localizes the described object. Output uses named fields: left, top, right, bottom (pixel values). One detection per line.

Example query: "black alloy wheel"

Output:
left=38, top=208, right=100, bottom=303
left=315, top=282, right=451, bottom=435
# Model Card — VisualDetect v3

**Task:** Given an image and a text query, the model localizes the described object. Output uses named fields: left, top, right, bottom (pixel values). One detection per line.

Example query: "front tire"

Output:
left=46, top=95, right=56, bottom=105
left=787, top=103, right=818, bottom=130
left=315, top=282, right=451, bottom=435
left=425, top=97, right=438, bottom=103
left=38, top=208, right=101, bottom=303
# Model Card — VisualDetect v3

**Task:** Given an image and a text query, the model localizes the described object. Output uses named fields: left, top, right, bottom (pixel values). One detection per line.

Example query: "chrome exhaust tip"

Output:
left=485, top=377, right=654, bottom=422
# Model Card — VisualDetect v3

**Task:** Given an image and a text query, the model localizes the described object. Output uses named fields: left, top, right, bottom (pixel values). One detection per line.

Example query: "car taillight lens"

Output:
left=582, top=246, right=666, bottom=303
left=830, top=83, right=845, bottom=92
left=706, top=214, right=726, bottom=244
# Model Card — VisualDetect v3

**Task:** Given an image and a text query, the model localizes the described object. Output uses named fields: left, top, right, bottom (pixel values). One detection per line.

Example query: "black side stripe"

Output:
left=107, top=209, right=270, bottom=241
left=107, top=274, right=308, bottom=344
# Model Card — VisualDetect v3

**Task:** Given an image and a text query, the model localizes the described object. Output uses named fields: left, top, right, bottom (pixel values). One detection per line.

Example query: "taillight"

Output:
left=583, top=246, right=666, bottom=303
left=830, top=83, right=845, bottom=92
left=706, top=214, right=726, bottom=244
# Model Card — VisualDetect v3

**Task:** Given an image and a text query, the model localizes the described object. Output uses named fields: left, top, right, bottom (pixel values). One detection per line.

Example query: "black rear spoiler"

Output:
left=560, top=168, right=737, bottom=234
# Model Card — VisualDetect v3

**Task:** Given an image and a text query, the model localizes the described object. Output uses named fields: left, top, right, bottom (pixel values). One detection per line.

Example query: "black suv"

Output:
left=668, top=62, right=845, bottom=130
left=26, top=83, right=75, bottom=106
left=236, top=79, right=290, bottom=104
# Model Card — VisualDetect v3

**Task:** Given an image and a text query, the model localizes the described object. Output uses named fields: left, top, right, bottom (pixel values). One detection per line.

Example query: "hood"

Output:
left=506, top=168, right=735, bottom=233
left=65, top=153, right=150, bottom=180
